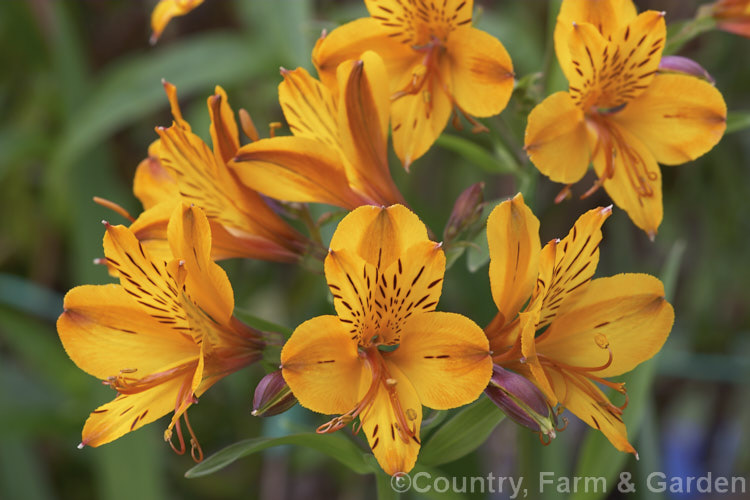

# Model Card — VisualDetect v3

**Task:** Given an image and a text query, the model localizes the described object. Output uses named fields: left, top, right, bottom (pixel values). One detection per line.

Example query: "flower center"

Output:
left=316, top=345, right=417, bottom=443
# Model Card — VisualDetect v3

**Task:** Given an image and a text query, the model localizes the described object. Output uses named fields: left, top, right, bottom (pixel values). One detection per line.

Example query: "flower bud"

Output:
left=443, top=182, right=485, bottom=243
left=252, top=370, right=296, bottom=417
left=485, top=365, right=558, bottom=441
left=658, top=56, right=715, bottom=85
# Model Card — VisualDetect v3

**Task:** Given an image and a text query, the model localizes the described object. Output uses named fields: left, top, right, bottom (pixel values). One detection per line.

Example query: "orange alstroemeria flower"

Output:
left=231, top=51, right=406, bottom=209
left=525, top=0, right=727, bottom=237
left=58, top=204, right=264, bottom=460
left=712, top=0, right=750, bottom=37
left=486, top=194, right=674, bottom=455
left=150, top=0, right=204, bottom=44
left=313, top=0, right=514, bottom=168
left=281, top=205, right=492, bottom=474
left=130, top=81, right=307, bottom=263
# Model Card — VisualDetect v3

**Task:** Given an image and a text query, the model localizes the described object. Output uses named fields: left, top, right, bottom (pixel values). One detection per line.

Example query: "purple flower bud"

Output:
left=444, top=182, right=485, bottom=242
left=252, top=370, right=296, bottom=417
left=485, top=365, right=558, bottom=440
left=658, top=56, right=716, bottom=85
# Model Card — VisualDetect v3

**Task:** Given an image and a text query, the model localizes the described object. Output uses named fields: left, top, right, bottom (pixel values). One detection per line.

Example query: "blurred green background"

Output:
left=0, top=0, right=748, bottom=499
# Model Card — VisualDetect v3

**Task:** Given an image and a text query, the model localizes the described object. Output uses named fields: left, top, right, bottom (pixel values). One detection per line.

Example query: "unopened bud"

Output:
left=658, top=56, right=715, bottom=85
left=444, top=182, right=485, bottom=243
left=485, top=365, right=558, bottom=440
left=251, top=370, right=296, bottom=417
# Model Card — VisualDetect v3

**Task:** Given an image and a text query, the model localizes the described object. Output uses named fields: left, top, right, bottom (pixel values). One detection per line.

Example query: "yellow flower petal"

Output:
left=593, top=123, right=663, bottom=236
left=445, top=27, right=514, bottom=118
left=328, top=205, right=430, bottom=270
left=554, top=0, right=638, bottom=67
left=546, top=369, right=636, bottom=455
left=537, top=274, right=673, bottom=378
left=537, top=206, right=611, bottom=329
left=390, top=70, right=454, bottom=169
left=278, top=66, right=341, bottom=150
left=207, top=86, right=240, bottom=164
left=81, top=369, right=197, bottom=447
left=102, top=222, right=190, bottom=331
left=313, top=18, right=418, bottom=94
left=57, top=284, right=198, bottom=380
left=336, top=51, right=405, bottom=206
left=231, top=137, right=367, bottom=209
left=364, top=0, right=474, bottom=45
left=359, top=360, right=422, bottom=476
left=133, top=149, right=178, bottom=211
left=487, top=193, right=541, bottom=328
left=524, top=91, right=595, bottom=183
left=128, top=201, right=176, bottom=264
left=281, top=315, right=363, bottom=415
left=150, top=0, right=204, bottom=44
left=167, top=204, right=234, bottom=327
left=387, top=311, right=491, bottom=410
left=611, top=74, right=727, bottom=165
left=325, top=240, right=445, bottom=346
left=156, top=119, right=305, bottom=259
left=563, top=12, right=666, bottom=109
left=519, top=309, right=557, bottom=404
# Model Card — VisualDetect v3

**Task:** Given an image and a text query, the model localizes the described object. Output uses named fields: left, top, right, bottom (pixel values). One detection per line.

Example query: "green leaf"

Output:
left=436, top=134, right=517, bottom=174
left=185, top=433, right=372, bottom=478
left=419, top=396, right=505, bottom=467
left=726, top=111, right=750, bottom=135
left=466, top=227, right=490, bottom=273
left=233, top=308, right=293, bottom=337
left=47, top=33, right=275, bottom=205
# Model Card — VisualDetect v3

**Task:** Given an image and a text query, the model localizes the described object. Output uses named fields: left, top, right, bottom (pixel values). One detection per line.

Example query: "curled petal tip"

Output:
left=101, top=220, right=110, bottom=227
left=659, top=11, right=666, bottom=17
left=647, top=231, right=656, bottom=242
left=77, top=442, right=85, bottom=450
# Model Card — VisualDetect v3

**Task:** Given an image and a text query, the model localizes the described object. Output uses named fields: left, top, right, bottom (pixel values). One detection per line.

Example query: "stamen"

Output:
left=555, top=184, right=573, bottom=204
left=93, top=197, right=135, bottom=222
left=239, top=109, right=259, bottom=142
left=268, top=122, right=283, bottom=138
left=166, top=417, right=186, bottom=455
left=316, top=346, right=417, bottom=443
left=182, top=412, right=203, bottom=463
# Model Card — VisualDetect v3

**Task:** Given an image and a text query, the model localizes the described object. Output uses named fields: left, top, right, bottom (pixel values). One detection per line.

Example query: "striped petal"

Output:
left=537, top=206, right=611, bottom=329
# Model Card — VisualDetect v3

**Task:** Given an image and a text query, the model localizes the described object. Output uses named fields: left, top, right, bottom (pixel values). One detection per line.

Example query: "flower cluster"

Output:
left=58, top=0, right=737, bottom=477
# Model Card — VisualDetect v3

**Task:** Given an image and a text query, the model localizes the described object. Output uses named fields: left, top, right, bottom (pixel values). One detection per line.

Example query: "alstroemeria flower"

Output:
left=313, top=0, right=514, bottom=168
left=231, top=51, right=406, bottom=209
left=281, top=205, right=492, bottom=474
left=486, top=194, right=674, bottom=454
left=712, top=0, right=750, bottom=37
left=58, top=204, right=264, bottom=460
left=130, top=81, right=307, bottom=263
left=525, top=0, right=727, bottom=236
left=150, top=0, right=204, bottom=44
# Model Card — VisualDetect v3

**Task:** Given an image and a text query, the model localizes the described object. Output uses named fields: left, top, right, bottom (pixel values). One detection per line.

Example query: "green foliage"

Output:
left=419, top=397, right=505, bottom=467
left=185, top=433, right=373, bottom=478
